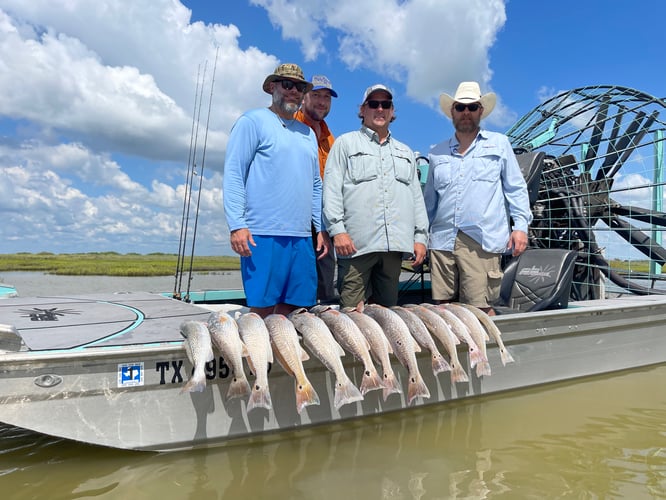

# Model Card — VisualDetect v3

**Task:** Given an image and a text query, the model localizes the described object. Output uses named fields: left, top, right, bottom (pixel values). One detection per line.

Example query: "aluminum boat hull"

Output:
left=0, top=292, right=664, bottom=451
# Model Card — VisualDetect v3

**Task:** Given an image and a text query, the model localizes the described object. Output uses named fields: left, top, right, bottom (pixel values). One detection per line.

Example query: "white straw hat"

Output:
left=439, top=81, right=496, bottom=119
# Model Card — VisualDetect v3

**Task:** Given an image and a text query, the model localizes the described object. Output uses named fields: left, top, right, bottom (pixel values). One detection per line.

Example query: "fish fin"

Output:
left=475, top=361, right=492, bottom=378
left=500, top=347, right=515, bottom=366
left=432, top=353, right=451, bottom=375
left=240, top=341, right=249, bottom=357
left=381, top=371, right=402, bottom=401
left=181, top=374, right=206, bottom=393
left=247, top=382, right=273, bottom=412
left=299, top=345, right=310, bottom=362
left=359, top=365, right=384, bottom=395
left=226, top=374, right=251, bottom=400
left=450, top=364, right=469, bottom=384
left=272, top=348, right=296, bottom=377
left=355, top=300, right=365, bottom=312
left=333, top=376, right=364, bottom=410
left=246, top=356, right=257, bottom=376
left=468, top=345, right=487, bottom=368
left=406, top=373, right=430, bottom=405
left=295, top=379, right=320, bottom=414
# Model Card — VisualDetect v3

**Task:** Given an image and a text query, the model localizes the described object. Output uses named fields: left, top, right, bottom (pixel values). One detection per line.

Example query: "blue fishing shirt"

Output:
left=424, top=129, right=533, bottom=253
left=223, top=108, right=321, bottom=236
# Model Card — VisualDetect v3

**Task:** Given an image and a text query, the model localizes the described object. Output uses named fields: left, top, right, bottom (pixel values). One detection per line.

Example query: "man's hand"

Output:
left=230, top=228, right=255, bottom=257
left=412, top=242, right=427, bottom=266
left=332, top=233, right=357, bottom=257
left=316, top=231, right=331, bottom=260
left=508, top=230, right=528, bottom=257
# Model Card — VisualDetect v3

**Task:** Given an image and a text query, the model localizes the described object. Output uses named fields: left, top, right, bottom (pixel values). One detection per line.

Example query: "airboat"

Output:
left=0, top=85, right=665, bottom=451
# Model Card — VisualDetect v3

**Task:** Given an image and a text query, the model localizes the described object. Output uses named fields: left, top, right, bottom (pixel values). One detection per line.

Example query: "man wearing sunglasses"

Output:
left=323, top=84, right=428, bottom=309
left=424, top=81, right=532, bottom=315
left=223, top=63, right=330, bottom=318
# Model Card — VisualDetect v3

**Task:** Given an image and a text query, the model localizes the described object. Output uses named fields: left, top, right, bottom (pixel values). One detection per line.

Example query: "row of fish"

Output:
left=179, top=302, right=514, bottom=415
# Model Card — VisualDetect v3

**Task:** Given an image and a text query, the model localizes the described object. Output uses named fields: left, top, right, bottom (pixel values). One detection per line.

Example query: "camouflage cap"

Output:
left=262, top=63, right=313, bottom=94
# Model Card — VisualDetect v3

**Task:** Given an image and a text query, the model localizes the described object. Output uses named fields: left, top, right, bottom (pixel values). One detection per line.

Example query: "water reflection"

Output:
left=1, top=365, right=664, bottom=499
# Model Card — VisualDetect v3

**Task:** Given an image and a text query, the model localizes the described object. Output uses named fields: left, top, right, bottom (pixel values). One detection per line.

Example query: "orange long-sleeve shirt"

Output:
left=295, top=109, right=335, bottom=179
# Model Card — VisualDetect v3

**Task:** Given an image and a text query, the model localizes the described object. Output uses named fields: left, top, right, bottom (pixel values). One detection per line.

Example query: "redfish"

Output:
left=237, top=312, right=273, bottom=412
left=179, top=320, right=215, bottom=393
left=264, top=314, right=319, bottom=414
left=363, top=304, right=430, bottom=405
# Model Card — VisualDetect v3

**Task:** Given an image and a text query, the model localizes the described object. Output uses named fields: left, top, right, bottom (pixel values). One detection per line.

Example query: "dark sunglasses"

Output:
left=278, top=79, right=308, bottom=93
left=366, top=100, right=393, bottom=109
left=454, top=102, right=481, bottom=112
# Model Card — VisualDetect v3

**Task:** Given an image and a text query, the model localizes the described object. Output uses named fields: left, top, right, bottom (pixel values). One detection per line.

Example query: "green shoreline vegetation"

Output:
left=0, top=252, right=656, bottom=277
left=0, top=252, right=241, bottom=277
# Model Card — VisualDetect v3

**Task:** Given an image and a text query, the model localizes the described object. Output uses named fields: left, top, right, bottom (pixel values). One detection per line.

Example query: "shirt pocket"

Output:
left=431, top=156, right=453, bottom=187
left=393, top=154, right=414, bottom=185
left=472, top=152, right=502, bottom=182
left=348, top=152, right=379, bottom=184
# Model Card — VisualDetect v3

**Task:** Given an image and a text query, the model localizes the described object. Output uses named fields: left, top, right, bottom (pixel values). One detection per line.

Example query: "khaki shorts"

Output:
left=337, top=252, right=403, bottom=309
left=429, top=231, right=502, bottom=308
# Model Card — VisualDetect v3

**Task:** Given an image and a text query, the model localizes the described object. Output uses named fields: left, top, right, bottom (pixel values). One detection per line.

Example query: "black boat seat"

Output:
left=514, top=149, right=545, bottom=206
left=493, top=248, right=577, bottom=314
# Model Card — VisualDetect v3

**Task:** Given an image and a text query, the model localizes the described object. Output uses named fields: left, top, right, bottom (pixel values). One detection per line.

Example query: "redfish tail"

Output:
left=226, top=374, right=252, bottom=400
left=500, top=347, right=515, bottom=366
left=295, top=378, right=320, bottom=414
left=468, top=346, right=487, bottom=368
left=182, top=374, right=207, bottom=394
left=407, top=373, right=430, bottom=405
left=381, top=370, right=402, bottom=401
left=247, top=382, right=273, bottom=412
left=475, top=361, right=492, bottom=378
left=360, top=365, right=384, bottom=395
left=333, top=376, right=364, bottom=410
left=432, top=353, right=451, bottom=375
left=450, top=363, right=469, bottom=384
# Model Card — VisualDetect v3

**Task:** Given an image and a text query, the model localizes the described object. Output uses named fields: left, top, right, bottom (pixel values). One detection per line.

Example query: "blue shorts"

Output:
left=241, top=235, right=317, bottom=308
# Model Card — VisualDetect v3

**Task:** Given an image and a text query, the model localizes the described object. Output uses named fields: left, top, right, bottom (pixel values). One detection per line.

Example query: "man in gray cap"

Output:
left=223, top=63, right=330, bottom=317
left=323, top=84, right=428, bottom=309
left=295, top=75, right=338, bottom=303
left=424, top=81, right=532, bottom=314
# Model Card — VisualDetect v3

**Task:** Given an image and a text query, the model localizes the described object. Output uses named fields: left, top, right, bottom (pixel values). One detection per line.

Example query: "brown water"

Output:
left=0, top=365, right=664, bottom=499
left=0, top=273, right=664, bottom=498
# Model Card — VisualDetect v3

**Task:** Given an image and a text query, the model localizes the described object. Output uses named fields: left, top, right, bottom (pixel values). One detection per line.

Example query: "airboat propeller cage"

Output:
left=506, top=85, right=666, bottom=299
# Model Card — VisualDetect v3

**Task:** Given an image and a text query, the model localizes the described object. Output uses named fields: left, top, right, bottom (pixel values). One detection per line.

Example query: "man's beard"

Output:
left=453, top=117, right=480, bottom=134
left=273, top=92, right=300, bottom=115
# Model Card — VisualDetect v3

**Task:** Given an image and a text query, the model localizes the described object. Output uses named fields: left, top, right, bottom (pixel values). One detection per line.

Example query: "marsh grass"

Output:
left=0, top=252, right=240, bottom=276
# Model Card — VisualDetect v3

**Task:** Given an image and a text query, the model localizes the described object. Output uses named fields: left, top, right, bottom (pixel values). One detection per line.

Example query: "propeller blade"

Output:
left=610, top=204, right=666, bottom=227
left=606, top=215, right=666, bottom=265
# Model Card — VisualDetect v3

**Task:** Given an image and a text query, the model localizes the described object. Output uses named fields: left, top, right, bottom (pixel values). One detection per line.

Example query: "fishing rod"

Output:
left=173, top=64, right=204, bottom=299
left=184, top=46, right=219, bottom=302
left=174, top=60, right=208, bottom=299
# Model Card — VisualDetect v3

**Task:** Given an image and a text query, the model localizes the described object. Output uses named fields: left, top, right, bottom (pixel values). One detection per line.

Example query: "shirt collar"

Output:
left=360, top=124, right=391, bottom=144
left=294, top=109, right=332, bottom=137
left=449, top=128, right=487, bottom=153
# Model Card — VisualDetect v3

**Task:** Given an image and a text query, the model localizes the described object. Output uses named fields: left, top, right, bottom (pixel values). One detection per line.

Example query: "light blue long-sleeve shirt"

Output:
left=223, top=108, right=321, bottom=236
left=323, top=126, right=428, bottom=258
left=424, top=129, right=533, bottom=253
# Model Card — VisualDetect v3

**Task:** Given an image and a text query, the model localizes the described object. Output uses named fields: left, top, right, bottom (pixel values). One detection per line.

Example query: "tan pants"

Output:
left=429, top=231, right=502, bottom=308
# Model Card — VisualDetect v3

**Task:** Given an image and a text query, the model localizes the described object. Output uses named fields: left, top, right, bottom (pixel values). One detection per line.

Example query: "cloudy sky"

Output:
left=0, top=0, right=664, bottom=256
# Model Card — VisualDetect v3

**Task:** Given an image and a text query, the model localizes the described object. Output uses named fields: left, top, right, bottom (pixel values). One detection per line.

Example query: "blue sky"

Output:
left=0, top=0, right=663, bottom=256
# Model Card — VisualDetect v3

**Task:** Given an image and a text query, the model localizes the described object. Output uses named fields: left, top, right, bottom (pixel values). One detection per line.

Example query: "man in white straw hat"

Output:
left=323, top=84, right=428, bottom=309
left=423, top=81, right=532, bottom=315
left=223, top=63, right=330, bottom=318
